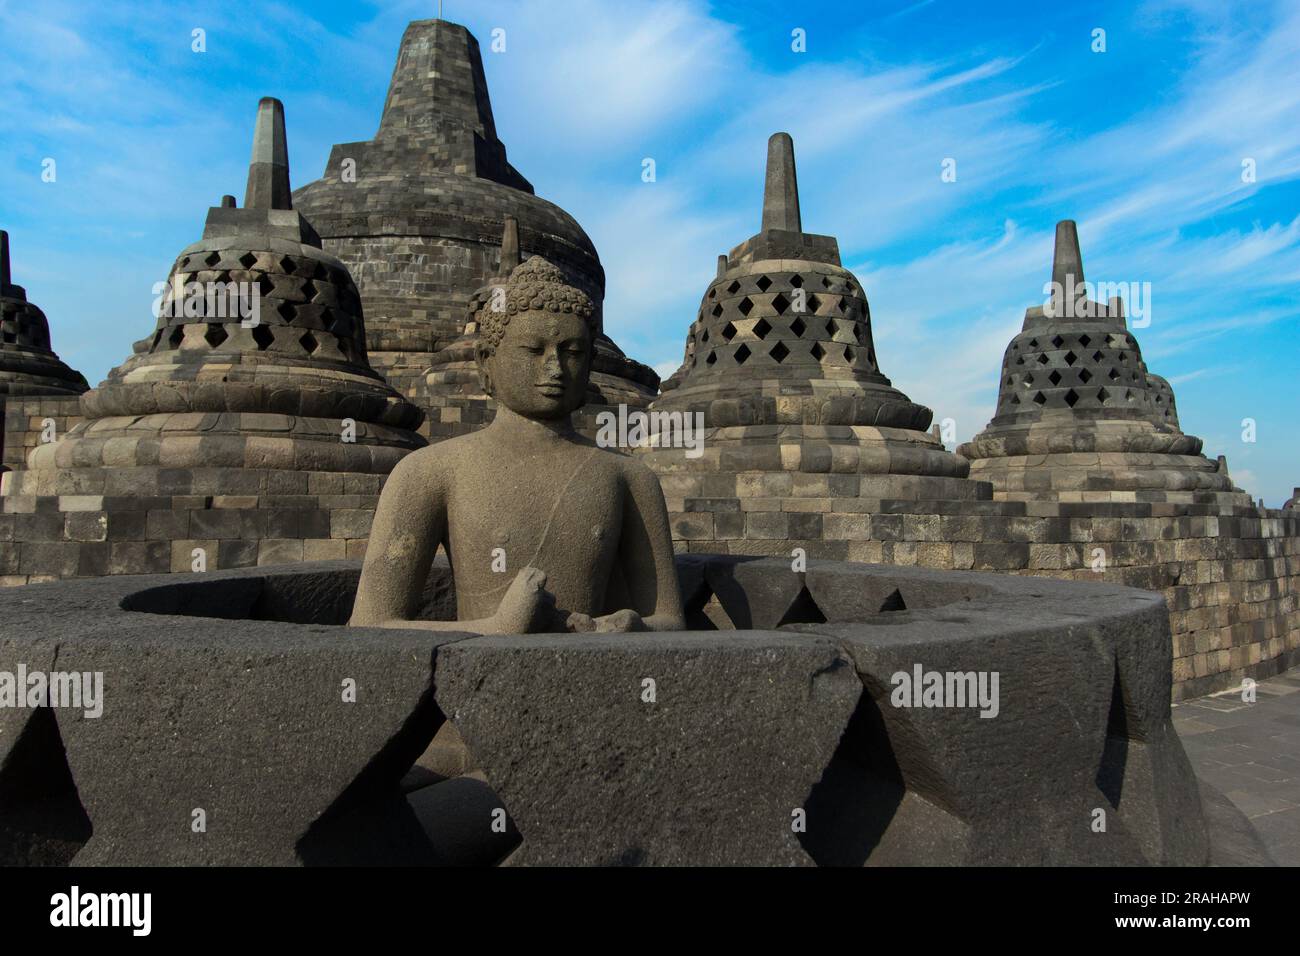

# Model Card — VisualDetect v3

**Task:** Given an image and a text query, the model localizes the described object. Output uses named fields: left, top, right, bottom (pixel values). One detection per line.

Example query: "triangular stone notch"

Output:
left=0, top=707, right=93, bottom=865
left=775, top=584, right=828, bottom=627
left=684, top=589, right=737, bottom=630
left=878, top=588, right=907, bottom=613
left=1095, top=658, right=1130, bottom=809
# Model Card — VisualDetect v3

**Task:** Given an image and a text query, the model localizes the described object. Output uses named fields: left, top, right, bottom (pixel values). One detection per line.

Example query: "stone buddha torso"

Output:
left=440, top=432, right=629, bottom=620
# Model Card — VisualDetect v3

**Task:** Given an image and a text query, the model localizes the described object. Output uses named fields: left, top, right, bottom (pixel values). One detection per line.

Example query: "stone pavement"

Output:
left=1174, top=670, right=1300, bottom=865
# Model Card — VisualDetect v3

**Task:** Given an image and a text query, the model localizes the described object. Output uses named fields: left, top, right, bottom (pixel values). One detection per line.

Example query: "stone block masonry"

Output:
left=664, top=472, right=1299, bottom=702
left=0, top=471, right=380, bottom=585
left=2, top=395, right=84, bottom=474
left=0, top=229, right=89, bottom=472
left=292, top=18, right=658, bottom=419
left=642, top=148, right=1298, bottom=701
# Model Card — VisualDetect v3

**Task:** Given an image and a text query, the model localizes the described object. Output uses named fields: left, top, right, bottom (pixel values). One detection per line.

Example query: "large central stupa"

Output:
left=294, top=18, right=658, bottom=432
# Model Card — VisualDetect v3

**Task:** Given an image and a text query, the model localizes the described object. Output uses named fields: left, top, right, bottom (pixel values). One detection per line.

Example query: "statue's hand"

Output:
left=564, top=611, right=596, bottom=633
left=490, top=566, right=555, bottom=633
left=592, top=609, right=646, bottom=633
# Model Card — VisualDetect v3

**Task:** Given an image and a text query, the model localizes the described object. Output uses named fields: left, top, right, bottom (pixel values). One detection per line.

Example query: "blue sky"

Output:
left=2, top=0, right=1297, bottom=503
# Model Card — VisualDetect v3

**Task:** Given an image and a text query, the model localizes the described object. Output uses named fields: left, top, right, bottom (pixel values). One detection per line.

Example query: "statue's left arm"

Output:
left=613, top=460, right=685, bottom=631
left=348, top=450, right=444, bottom=628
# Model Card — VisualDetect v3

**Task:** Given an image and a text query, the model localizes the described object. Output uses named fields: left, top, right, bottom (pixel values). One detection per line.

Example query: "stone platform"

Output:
left=0, top=555, right=1247, bottom=866
left=1175, top=671, right=1300, bottom=865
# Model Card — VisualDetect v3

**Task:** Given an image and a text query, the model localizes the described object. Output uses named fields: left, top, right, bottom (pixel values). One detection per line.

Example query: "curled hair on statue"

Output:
left=474, top=256, right=596, bottom=357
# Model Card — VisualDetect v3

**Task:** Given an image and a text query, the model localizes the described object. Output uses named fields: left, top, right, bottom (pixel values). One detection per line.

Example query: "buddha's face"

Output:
left=481, top=310, right=591, bottom=420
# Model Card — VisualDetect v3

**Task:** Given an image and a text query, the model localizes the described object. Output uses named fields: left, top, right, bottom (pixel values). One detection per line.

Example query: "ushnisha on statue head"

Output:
left=473, top=256, right=597, bottom=422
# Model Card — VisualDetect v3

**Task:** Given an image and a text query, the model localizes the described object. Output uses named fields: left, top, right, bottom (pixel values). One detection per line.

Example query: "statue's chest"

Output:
left=445, top=453, right=624, bottom=576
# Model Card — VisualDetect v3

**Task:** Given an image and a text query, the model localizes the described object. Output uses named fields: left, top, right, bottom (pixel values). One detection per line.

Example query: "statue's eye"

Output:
left=520, top=344, right=544, bottom=354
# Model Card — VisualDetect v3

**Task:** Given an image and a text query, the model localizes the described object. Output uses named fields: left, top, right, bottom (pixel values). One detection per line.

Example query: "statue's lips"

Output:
left=534, top=383, right=566, bottom=396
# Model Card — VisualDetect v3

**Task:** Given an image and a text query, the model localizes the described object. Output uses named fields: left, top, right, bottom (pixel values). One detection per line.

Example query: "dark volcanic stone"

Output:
left=0, top=555, right=1233, bottom=867
left=435, top=630, right=860, bottom=865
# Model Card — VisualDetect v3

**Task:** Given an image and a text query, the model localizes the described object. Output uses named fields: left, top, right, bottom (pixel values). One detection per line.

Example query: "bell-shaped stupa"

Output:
left=0, top=230, right=89, bottom=472
left=641, top=133, right=987, bottom=554
left=0, top=231, right=88, bottom=401
left=11, top=98, right=425, bottom=500
left=293, top=17, right=658, bottom=422
left=958, top=221, right=1251, bottom=505
left=648, top=134, right=977, bottom=484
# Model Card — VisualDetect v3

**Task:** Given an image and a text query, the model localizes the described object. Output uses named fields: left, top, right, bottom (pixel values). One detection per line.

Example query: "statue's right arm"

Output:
left=347, top=450, right=450, bottom=629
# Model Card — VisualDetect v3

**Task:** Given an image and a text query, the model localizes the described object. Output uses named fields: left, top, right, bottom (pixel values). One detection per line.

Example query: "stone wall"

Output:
left=0, top=471, right=377, bottom=586
left=1, top=394, right=84, bottom=474
left=659, top=473, right=1300, bottom=701
left=4, top=444, right=1296, bottom=699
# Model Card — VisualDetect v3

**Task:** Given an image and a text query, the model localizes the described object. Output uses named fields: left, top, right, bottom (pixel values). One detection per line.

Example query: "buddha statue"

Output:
left=350, top=256, right=684, bottom=634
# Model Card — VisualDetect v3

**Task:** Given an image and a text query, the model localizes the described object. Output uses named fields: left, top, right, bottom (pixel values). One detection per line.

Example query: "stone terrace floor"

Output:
left=1174, top=671, right=1300, bottom=866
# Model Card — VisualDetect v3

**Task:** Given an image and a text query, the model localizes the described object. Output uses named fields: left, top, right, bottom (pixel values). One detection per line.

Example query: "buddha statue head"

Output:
left=474, top=256, right=597, bottom=420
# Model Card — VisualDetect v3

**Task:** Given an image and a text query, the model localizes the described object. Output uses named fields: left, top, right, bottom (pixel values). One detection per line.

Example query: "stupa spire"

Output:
left=244, top=98, right=292, bottom=210
left=499, top=215, right=520, bottom=274
left=761, top=132, right=802, bottom=233
left=1051, top=220, right=1084, bottom=294
left=378, top=19, right=497, bottom=141
left=0, top=230, right=10, bottom=291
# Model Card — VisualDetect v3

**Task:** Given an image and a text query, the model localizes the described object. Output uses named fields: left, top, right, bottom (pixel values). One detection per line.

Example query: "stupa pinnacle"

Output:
left=959, top=220, right=1251, bottom=505
left=293, top=18, right=658, bottom=418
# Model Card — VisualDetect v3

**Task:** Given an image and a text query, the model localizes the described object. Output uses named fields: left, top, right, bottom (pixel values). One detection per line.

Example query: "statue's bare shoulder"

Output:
left=385, top=431, right=487, bottom=493
left=612, top=450, right=666, bottom=496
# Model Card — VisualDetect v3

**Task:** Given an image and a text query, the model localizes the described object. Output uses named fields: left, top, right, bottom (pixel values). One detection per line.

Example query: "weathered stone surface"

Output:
left=419, top=215, right=655, bottom=443
left=3, top=100, right=426, bottom=583
left=0, top=562, right=468, bottom=865
left=13, top=96, right=426, bottom=484
left=795, top=567, right=1206, bottom=865
left=0, top=628, right=89, bottom=866
left=640, top=131, right=992, bottom=567
left=0, top=555, right=1239, bottom=866
left=350, top=256, right=685, bottom=637
left=436, top=629, right=860, bottom=866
